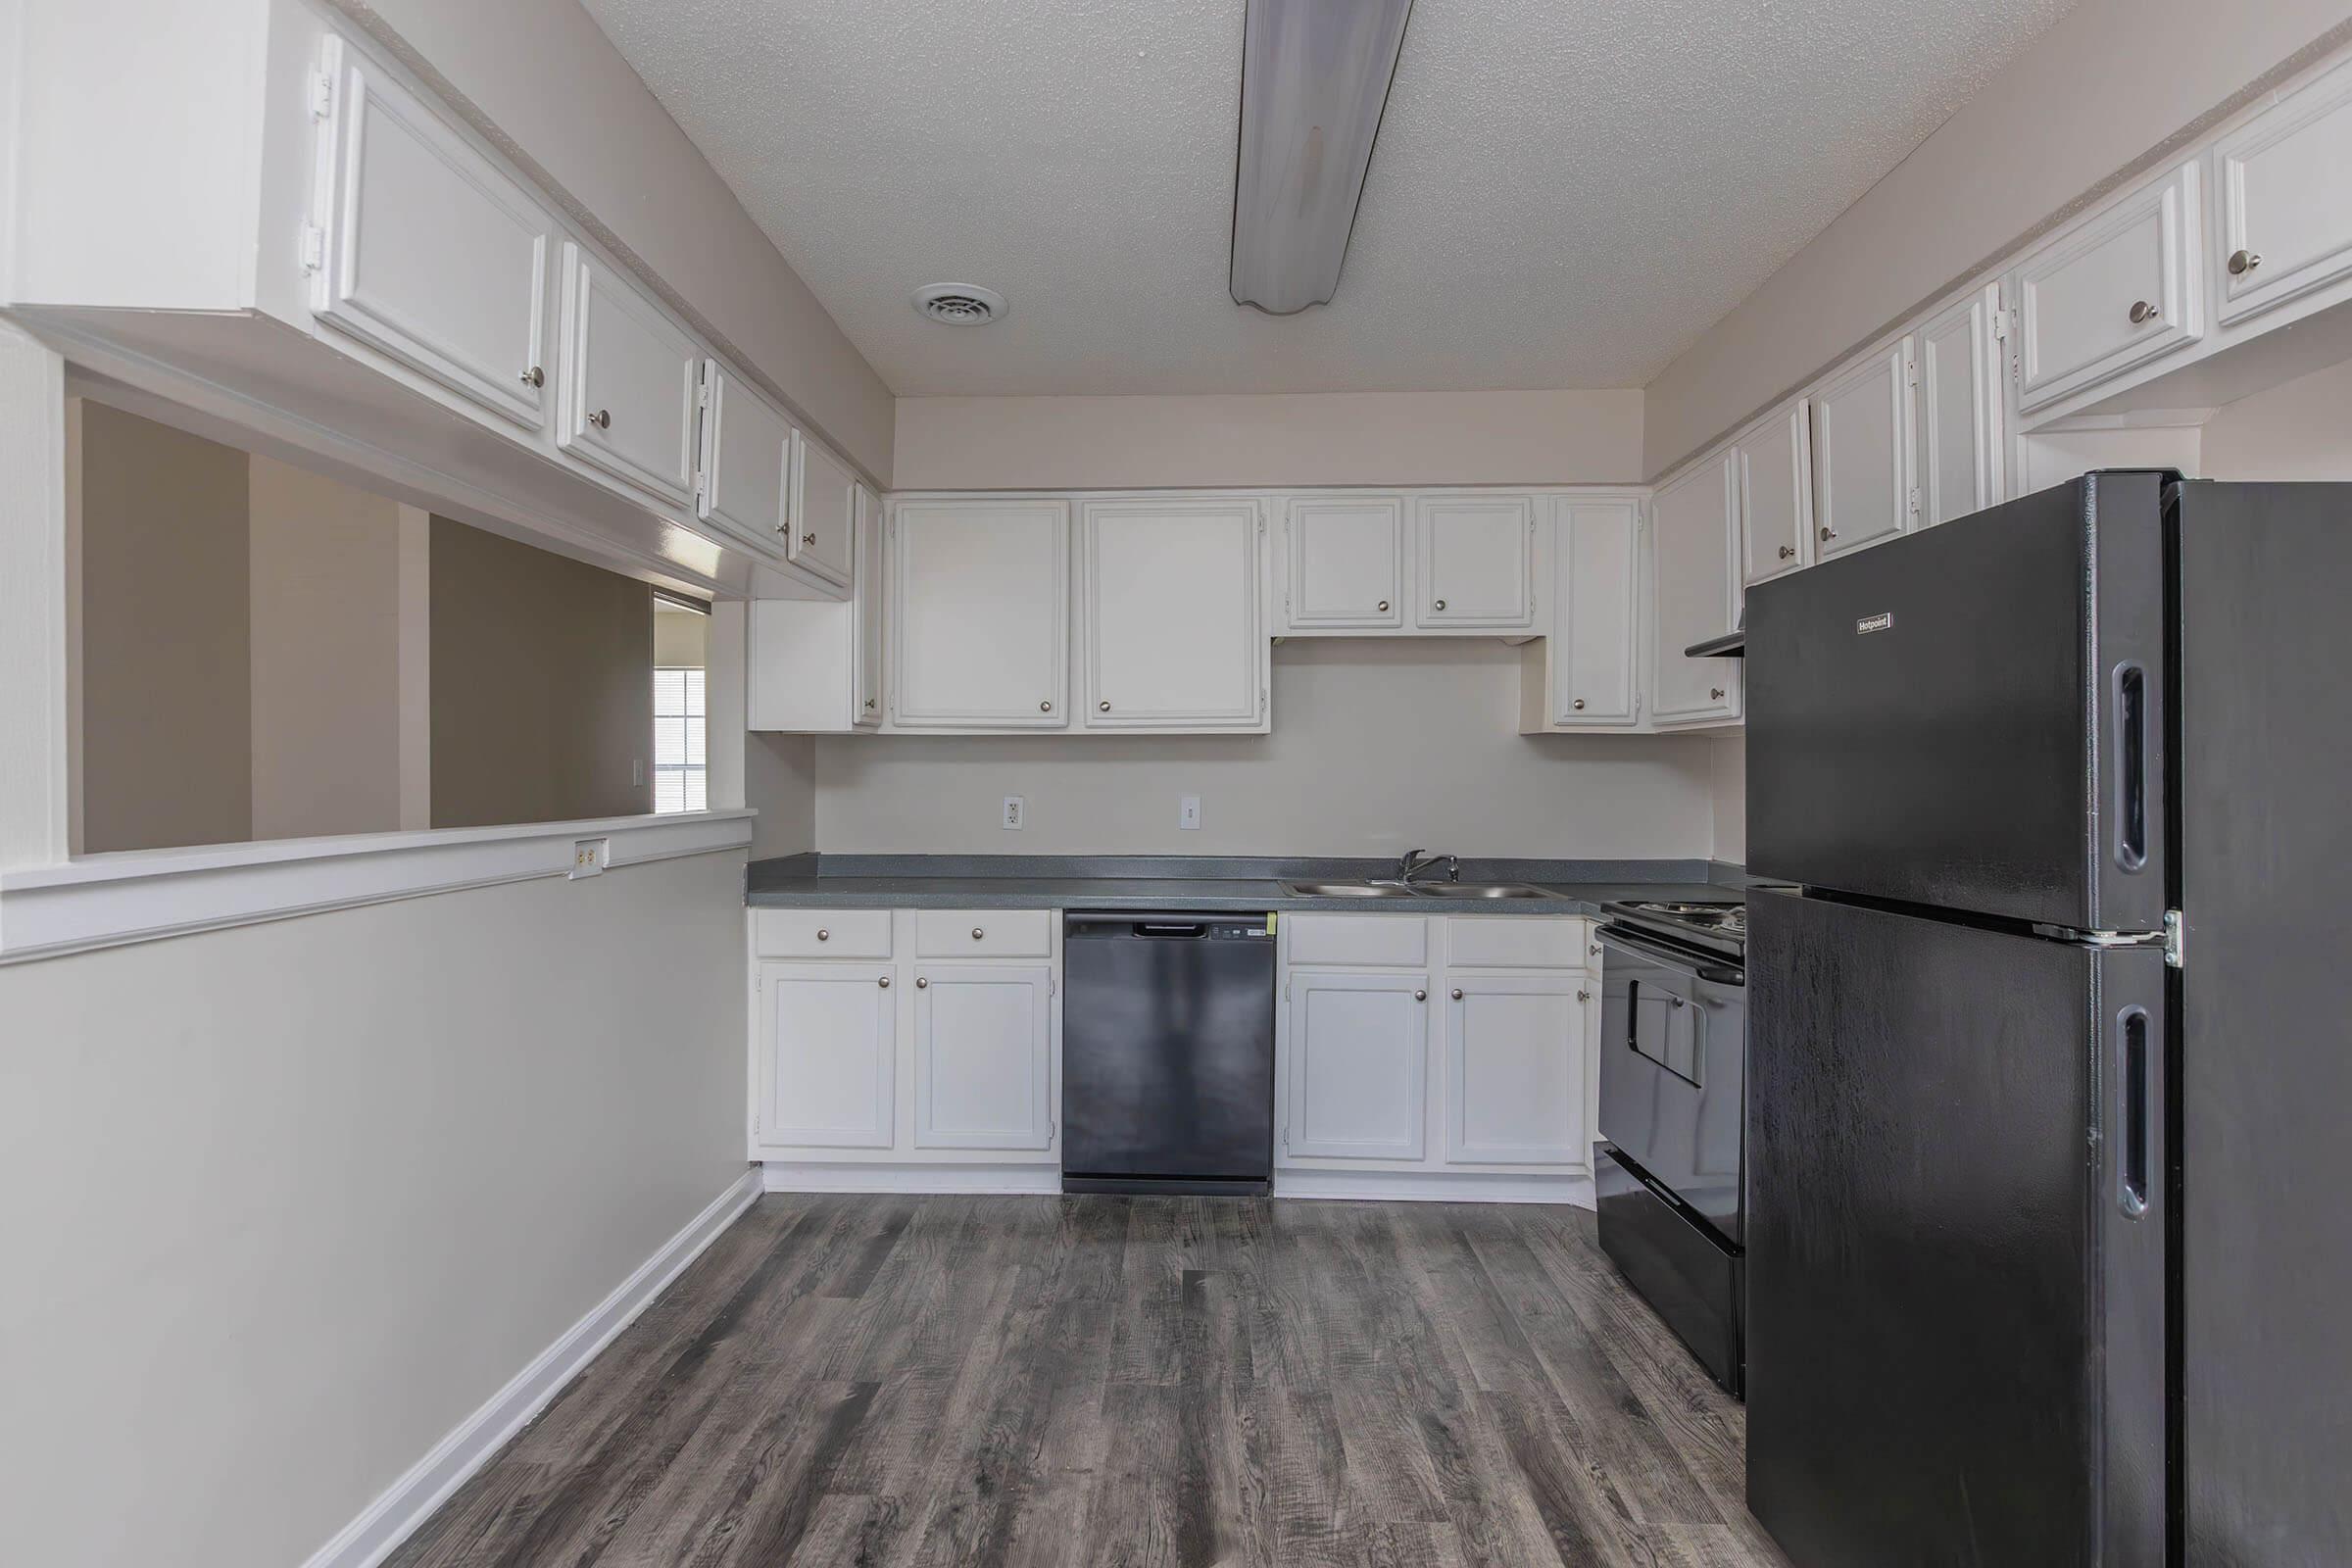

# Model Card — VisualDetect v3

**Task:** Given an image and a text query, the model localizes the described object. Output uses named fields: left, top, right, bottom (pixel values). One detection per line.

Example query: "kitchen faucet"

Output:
left=1396, top=848, right=1459, bottom=885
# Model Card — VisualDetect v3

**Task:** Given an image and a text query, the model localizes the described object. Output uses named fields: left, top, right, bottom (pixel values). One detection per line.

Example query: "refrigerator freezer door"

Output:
left=1745, top=888, right=2167, bottom=1568
left=2179, top=481, right=2352, bottom=1565
left=1745, top=471, right=2168, bottom=933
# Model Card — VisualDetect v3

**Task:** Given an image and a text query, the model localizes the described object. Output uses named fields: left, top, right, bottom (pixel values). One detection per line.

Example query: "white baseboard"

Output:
left=1273, top=1168, right=1595, bottom=1206
left=760, top=1160, right=1061, bottom=1195
left=300, top=1167, right=762, bottom=1568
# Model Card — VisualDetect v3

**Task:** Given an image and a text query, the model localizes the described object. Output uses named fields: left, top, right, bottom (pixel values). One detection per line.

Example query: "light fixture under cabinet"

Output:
left=1229, top=0, right=1415, bottom=316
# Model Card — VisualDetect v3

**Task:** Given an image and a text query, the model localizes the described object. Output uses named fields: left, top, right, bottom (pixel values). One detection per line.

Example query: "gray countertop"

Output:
left=744, top=854, right=1743, bottom=917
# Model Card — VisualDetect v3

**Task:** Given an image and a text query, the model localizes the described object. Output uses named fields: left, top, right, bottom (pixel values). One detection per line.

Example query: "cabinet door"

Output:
left=1552, top=500, right=1641, bottom=726
left=557, top=243, right=703, bottom=507
left=695, top=361, right=791, bottom=560
left=1416, top=496, right=1535, bottom=629
left=1737, top=399, right=1813, bottom=585
left=851, top=487, right=884, bottom=727
left=890, top=500, right=1070, bottom=728
left=759, top=965, right=895, bottom=1150
left=1915, top=287, right=2004, bottom=527
left=313, top=38, right=554, bottom=430
left=790, top=435, right=858, bottom=592
left=912, top=965, right=1054, bottom=1152
left=2014, top=162, right=2202, bottom=414
left=1812, top=338, right=1917, bottom=562
left=2215, top=58, right=2352, bottom=326
left=1444, top=974, right=1589, bottom=1167
left=1285, top=496, right=1403, bottom=629
left=1648, top=454, right=1742, bottom=726
left=1285, top=969, right=1430, bottom=1160
left=1082, top=499, right=1263, bottom=729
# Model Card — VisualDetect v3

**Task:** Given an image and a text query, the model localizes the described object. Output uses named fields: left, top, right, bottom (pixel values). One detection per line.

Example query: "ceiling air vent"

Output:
left=911, top=283, right=1005, bottom=325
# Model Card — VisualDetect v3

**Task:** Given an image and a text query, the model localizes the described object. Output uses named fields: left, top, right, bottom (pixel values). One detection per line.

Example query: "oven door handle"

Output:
left=1598, top=925, right=1744, bottom=985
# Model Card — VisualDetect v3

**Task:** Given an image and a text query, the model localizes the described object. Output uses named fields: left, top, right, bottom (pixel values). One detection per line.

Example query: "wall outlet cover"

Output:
left=569, top=838, right=610, bottom=878
left=1179, top=795, right=1201, bottom=831
left=1002, top=796, right=1025, bottom=831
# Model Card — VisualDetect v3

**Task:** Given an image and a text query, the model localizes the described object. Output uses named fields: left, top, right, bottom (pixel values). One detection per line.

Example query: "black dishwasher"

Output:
left=1060, top=912, right=1277, bottom=1196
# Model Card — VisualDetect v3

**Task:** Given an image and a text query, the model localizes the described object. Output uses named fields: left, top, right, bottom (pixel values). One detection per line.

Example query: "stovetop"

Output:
left=1600, top=897, right=1747, bottom=957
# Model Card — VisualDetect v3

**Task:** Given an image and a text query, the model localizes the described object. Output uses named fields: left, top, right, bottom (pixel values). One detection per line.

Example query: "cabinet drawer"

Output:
left=1283, top=912, right=1428, bottom=967
left=914, top=909, right=1054, bottom=958
left=754, top=907, right=894, bottom=958
left=1446, top=917, right=1590, bottom=970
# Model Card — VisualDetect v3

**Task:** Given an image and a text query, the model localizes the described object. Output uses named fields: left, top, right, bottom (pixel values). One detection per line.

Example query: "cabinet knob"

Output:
left=815, top=928, right=829, bottom=942
left=1433, top=599, right=1446, bottom=612
left=864, top=698, right=876, bottom=710
left=1413, top=989, right=1427, bottom=1002
left=878, top=975, right=891, bottom=988
left=1099, top=701, right=1111, bottom=712
left=915, top=976, right=928, bottom=989
left=801, top=532, right=816, bottom=547
left=1578, top=988, right=1591, bottom=1003
left=2228, top=248, right=2263, bottom=276
left=518, top=365, right=544, bottom=389
left=2129, top=299, right=2160, bottom=325
left=971, top=927, right=985, bottom=940
left=1040, top=700, right=1053, bottom=712
left=1711, top=687, right=1727, bottom=700
left=1377, top=599, right=1390, bottom=612
left=588, top=408, right=611, bottom=429
left=1572, top=698, right=1586, bottom=711
left=1819, top=525, right=1836, bottom=541
left=1450, top=988, right=1464, bottom=1001
left=1778, top=544, right=1795, bottom=560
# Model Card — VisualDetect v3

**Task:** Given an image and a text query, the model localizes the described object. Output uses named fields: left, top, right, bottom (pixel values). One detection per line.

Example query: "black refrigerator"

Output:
left=1742, top=471, right=2351, bottom=1567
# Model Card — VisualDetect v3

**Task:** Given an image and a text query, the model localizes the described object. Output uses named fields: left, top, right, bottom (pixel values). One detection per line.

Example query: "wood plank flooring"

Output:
left=390, top=1195, right=1792, bottom=1568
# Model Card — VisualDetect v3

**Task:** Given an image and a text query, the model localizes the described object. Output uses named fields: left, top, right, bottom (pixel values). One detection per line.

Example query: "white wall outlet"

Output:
left=1179, top=795, right=1201, bottom=831
left=1002, top=796, right=1025, bottom=831
left=569, top=838, right=609, bottom=879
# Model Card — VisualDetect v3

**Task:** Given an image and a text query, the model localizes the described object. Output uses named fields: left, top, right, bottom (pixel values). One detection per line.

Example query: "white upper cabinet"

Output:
left=695, top=360, right=792, bottom=558
left=1284, top=496, right=1404, bottom=630
left=311, top=38, right=554, bottom=431
left=1811, top=337, right=1917, bottom=561
left=1648, top=453, right=1742, bottom=728
left=791, top=435, right=859, bottom=592
left=851, top=488, right=885, bottom=727
left=911, top=964, right=1054, bottom=1152
left=1915, top=285, right=2005, bottom=527
left=1736, top=399, right=1814, bottom=585
left=1081, top=499, right=1266, bottom=730
left=2013, top=161, right=2203, bottom=414
left=1416, top=496, right=1536, bottom=629
left=557, top=244, right=704, bottom=508
left=1443, top=975, right=1590, bottom=1167
left=2214, top=59, right=2352, bottom=326
left=890, top=500, right=1070, bottom=729
left=1550, top=500, right=1642, bottom=727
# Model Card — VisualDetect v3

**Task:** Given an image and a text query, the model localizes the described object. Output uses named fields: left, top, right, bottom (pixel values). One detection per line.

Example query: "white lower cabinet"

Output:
left=912, top=965, right=1054, bottom=1151
left=1277, top=914, right=1598, bottom=1194
left=757, top=964, right=896, bottom=1150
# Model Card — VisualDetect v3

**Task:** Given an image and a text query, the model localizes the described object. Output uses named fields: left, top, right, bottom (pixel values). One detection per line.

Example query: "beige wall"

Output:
left=248, top=454, right=408, bottom=839
left=748, top=731, right=817, bottom=859
left=1711, top=734, right=1746, bottom=867
left=74, top=400, right=253, bottom=853
left=0, top=851, right=749, bottom=1568
left=429, top=515, right=653, bottom=828
left=1642, top=0, right=2352, bottom=477
left=345, top=0, right=894, bottom=482
left=2200, top=355, right=2352, bottom=479
left=893, top=389, right=1643, bottom=491
left=810, top=640, right=1716, bottom=858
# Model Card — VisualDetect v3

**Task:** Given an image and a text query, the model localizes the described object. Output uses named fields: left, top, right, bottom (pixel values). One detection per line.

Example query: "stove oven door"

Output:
left=1598, top=924, right=1746, bottom=1243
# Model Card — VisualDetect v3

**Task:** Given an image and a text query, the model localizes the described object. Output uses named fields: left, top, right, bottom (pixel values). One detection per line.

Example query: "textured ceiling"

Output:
left=580, top=0, right=2076, bottom=396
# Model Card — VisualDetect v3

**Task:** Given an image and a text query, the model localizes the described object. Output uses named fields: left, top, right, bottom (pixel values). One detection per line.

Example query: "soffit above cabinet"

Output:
left=579, top=0, right=2074, bottom=396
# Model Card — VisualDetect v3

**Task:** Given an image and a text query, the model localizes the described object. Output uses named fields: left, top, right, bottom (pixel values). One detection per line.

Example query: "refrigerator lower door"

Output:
left=1744, top=470, right=2168, bottom=934
left=1745, top=888, right=2167, bottom=1568
left=2179, top=480, right=2352, bottom=1565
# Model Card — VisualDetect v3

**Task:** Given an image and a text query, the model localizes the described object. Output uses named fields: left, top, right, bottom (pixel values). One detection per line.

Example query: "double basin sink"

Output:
left=1277, top=879, right=1559, bottom=901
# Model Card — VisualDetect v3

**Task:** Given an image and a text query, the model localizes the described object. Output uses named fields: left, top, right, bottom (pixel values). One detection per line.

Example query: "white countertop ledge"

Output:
left=0, top=810, right=755, bottom=965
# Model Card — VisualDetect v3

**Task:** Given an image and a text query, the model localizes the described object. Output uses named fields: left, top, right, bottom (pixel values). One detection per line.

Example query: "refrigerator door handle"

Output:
left=2115, top=1004, right=2152, bottom=1218
left=2112, top=661, right=2149, bottom=874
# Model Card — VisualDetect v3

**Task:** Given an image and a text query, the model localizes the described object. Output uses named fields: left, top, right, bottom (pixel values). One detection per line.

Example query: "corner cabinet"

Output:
left=1523, top=498, right=1642, bottom=730
left=888, top=499, right=1071, bottom=729
left=1080, top=499, right=1267, bottom=731
left=556, top=243, right=703, bottom=508
left=1648, top=455, right=1742, bottom=728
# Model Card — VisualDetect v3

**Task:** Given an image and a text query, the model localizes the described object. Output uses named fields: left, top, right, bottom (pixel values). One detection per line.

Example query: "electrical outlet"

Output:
left=1002, top=796, right=1025, bottom=831
left=1179, top=795, right=1201, bottom=831
left=569, top=838, right=609, bottom=879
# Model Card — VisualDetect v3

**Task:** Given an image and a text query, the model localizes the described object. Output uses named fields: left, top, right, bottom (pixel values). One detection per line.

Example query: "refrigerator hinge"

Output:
left=2164, top=909, right=2184, bottom=969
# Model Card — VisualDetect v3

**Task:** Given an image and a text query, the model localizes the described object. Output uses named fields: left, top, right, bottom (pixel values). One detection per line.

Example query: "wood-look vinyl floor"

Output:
left=389, top=1194, right=1792, bottom=1568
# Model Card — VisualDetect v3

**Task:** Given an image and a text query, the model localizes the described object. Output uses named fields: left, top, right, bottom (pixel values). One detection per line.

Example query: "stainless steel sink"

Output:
left=1277, top=879, right=1558, bottom=901
left=1419, top=883, right=1557, bottom=900
left=1279, top=879, right=1420, bottom=898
